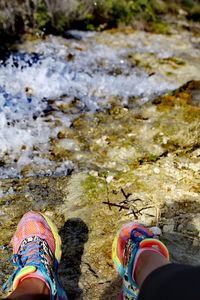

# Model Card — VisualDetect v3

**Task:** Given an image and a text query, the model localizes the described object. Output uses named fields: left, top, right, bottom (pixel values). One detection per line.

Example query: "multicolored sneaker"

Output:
left=112, top=222, right=169, bottom=300
left=2, top=211, right=67, bottom=300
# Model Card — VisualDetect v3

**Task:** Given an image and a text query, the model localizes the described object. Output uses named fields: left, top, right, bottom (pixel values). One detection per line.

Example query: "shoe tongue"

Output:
left=18, top=235, right=54, bottom=268
left=18, top=240, right=43, bottom=268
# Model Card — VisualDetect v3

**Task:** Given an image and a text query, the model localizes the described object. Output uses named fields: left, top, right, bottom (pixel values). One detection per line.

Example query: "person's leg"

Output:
left=135, top=249, right=168, bottom=288
left=112, top=222, right=170, bottom=299
left=113, top=222, right=200, bottom=300
left=138, top=262, right=200, bottom=300
left=2, top=211, right=67, bottom=300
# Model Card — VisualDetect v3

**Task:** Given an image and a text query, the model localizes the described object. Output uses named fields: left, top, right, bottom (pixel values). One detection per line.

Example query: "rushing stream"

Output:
left=0, top=29, right=200, bottom=179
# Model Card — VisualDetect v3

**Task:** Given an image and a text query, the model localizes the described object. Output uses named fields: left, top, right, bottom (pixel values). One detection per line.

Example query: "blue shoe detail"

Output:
left=2, top=236, right=67, bottom=300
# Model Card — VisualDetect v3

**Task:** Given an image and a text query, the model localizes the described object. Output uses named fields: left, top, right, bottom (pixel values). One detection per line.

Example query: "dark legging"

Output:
left=138, top=263, right=199, bottom=300
left=6, top=264, right=199, bottom=300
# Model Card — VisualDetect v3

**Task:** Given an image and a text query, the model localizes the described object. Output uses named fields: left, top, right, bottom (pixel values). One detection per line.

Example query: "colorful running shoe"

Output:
left=112, top=222, right=169, bottom=299
left=2, top=211, right=67, bottom=300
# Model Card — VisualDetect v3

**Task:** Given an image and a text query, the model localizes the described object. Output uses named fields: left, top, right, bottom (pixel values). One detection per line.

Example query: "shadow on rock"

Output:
left=100, top=276, right=122, bottom=300
left=58, top=218, right=89, bottom=300
left=161, top=232, right=200, bottom=265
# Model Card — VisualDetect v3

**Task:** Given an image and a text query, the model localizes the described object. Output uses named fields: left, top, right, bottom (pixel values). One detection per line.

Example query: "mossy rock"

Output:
left=152, top=80, right=200, bottom=110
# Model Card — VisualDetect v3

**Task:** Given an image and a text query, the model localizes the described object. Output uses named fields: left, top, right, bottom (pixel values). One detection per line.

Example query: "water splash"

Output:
left=0, top=30, right=199, bottom=178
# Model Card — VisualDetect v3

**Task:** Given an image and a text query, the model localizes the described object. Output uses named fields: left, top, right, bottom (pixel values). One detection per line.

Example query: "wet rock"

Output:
left=63, top=31, right=82, bottom=40
left=192, top=239, right=199, bottom=247
left=66, top=53, right=75, bottom=61
left=163, top=224, right=175, bottom=233
left=186, top=214, right=200, bottom=233
left=57, top=131, right=66, bottom=139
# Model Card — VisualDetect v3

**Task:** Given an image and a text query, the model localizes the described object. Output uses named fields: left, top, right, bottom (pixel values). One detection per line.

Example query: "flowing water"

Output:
left=0, top=29, right=200, bottom=179
left=0, top=29, right=200, bottom=299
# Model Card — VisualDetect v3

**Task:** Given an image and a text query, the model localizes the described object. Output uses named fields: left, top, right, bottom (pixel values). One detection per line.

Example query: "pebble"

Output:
left=89, top=171, right=98, bottom=177
left=150, top=226, right=162, bottom=236
left=162, top=137, right=168, bottom=144
left=163, top=224, right=174, bottom=233
left=153, top=167, right=160, bottom=174
left=177, top=224, right=184, bottom=232
left=192, top=239, right=199, bottom=247
left=106, top=175, right=113, bottom=184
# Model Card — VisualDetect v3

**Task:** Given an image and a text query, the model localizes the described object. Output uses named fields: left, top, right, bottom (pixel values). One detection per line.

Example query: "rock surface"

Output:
left=0, top=81, right=200, bottom=299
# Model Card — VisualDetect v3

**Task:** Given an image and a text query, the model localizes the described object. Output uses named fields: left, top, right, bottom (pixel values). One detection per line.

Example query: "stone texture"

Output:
left=0, top=82, right=200, bottom=299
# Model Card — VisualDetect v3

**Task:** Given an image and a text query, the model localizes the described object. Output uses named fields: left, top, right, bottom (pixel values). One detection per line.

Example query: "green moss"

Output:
left=149, top=21, right=169, bottom=34
left=1, top=0, right=200, bottom=36
left=159, top=57, right=186, bottom=66
left=110, top=0, right=134, bottom=24
left=137, top=153, right=160, bottom=164
left=33, top=1, right=50, bottom=31
left=151, top=0, right=168, bottom=14
left=84, top=0, right=158, bottom=29
left=169, top=57, right=186, bottom=66
left=151, top=83, right=200, bottom=111
left=167, top=2, right=180, bottom=14
left=54, top=12, right=66, bottom=32
left=182, top=106, right=200, bottom=122
left=182, top=0, right=194, bottom=8
left=166, top=71, right=174, bottom=76
left=81, top=174, right=107, bottom=203
left=86, top=23, right=96, bottom=31
left=187, top=5, right=200, bottom=21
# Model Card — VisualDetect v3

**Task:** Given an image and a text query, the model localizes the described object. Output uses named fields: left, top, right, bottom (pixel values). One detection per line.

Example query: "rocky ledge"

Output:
left=0, top=80, right=200, bottom=299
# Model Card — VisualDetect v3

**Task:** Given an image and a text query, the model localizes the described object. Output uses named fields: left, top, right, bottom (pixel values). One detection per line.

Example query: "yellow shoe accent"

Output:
left=40, top=213, right=62, bottom=262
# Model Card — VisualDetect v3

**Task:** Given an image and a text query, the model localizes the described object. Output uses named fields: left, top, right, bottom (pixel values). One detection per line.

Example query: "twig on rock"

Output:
left=103, top=201, right=129, bottom=210
left=126, top=206, right=154, bottom=219
left=121, top=188, right=131, bottom=200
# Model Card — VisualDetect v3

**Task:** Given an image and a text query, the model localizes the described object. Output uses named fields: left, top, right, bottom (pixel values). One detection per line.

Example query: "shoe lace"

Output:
left=130, top=228, right=154, bottom=245
left=2, top=242, right=55, bottom=292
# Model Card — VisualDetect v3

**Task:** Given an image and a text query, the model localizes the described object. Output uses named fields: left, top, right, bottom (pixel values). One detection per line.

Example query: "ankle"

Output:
left=135, top=249, right=169, bottom=288
left=8, top=278, right=50, bottom=299
left=21, top=278, right=50, bottom=295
